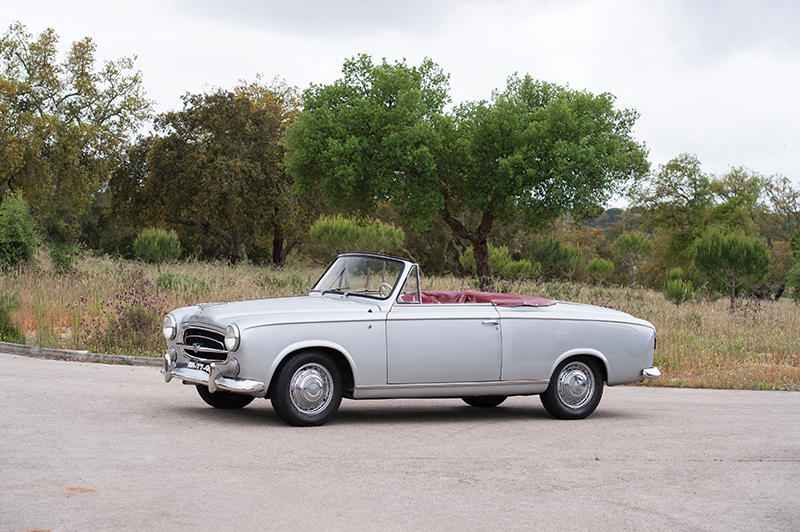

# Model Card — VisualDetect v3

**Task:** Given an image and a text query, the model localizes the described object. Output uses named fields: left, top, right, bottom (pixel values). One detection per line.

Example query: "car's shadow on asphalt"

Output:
left=165, top=400, right=634, bottom=427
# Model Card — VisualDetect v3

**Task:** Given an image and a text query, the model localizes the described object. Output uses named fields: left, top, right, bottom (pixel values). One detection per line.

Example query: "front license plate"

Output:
left=187, top=360, right=209, bottom=372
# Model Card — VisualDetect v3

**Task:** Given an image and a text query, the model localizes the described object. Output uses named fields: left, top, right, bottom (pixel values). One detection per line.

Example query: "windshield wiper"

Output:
left=320, top=289, right=346, bottom=296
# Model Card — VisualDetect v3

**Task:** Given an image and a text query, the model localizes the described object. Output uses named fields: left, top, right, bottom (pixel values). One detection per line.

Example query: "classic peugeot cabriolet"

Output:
left=161, top=252, right=660, bottom=426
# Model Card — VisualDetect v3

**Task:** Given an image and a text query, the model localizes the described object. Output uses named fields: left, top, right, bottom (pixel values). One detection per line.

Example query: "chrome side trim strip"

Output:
left=357, top=379, right=549, bottom=391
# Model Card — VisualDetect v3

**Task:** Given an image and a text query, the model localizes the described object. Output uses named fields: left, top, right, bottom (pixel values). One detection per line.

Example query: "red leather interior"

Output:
left=398, top=290, right=555, bottom=307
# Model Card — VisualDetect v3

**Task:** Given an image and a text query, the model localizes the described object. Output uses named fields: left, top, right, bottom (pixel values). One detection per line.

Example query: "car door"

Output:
left=386, top=302, right=502, bottom=384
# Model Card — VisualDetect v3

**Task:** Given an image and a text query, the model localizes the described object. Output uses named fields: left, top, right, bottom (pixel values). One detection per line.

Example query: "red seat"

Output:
left=399, top=290, right=554, bottom=307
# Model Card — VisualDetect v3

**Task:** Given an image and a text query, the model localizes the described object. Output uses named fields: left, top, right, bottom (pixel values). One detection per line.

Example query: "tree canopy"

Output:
left=286, top=55, right=649, bottom=288
left=111, top=81, right=310, bottom=264
left=0, top=22, right=150, bottom=241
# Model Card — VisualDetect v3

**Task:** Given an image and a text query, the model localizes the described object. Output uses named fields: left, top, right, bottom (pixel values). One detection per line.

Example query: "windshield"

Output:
left=312, top=255, right=405, bottom=300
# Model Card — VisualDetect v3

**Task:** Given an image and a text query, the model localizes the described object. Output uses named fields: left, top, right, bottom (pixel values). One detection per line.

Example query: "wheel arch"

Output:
left=549, top=349, right=609, bottom=384
left=266, top=341, right=356, bottom=398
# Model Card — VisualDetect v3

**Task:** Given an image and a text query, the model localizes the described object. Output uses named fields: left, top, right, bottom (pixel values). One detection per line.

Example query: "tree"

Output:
left=133, top=228, right=181, bottom=272
left=286, top=56, right=649, bottom=290
left=115, top=81, right=310, bottom=265
left=709, top=166, right=767, bottom=233
left=586, top=257, right=614, bottom=285
left=765, top=175, right=800, bottom=241
left=0, top=22, right=150, bottom=241
left=631, top=154, right=713, bottom=269
left=694, top=229, right=770, bottom=312
left=529, top=236, right=584, bottom=281
left=613, top=232, right=653, bottom=287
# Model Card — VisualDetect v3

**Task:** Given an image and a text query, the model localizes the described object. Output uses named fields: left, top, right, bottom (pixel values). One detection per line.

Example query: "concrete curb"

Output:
left=0, top=341, right=162, bottom=367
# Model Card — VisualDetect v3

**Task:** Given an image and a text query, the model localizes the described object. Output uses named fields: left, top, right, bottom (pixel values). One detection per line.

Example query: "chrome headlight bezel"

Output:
left=163, top=314, right=177, bottom=340
left=224, top=324, right=240, bottom=352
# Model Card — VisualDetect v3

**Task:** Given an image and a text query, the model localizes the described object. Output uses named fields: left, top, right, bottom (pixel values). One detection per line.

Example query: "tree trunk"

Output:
left=473, top=239, right=493, bottom=292
left=729, top=281, right=736, bottom=313
left=272, top=219, right=285, bottom=266
left=440, top=195, right=495, bottom=291
left=229, top=230, right=242, bottom=266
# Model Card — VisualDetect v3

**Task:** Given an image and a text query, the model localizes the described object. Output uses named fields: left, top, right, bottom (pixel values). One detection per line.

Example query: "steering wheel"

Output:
left=379, top=282, right=393, bottom=297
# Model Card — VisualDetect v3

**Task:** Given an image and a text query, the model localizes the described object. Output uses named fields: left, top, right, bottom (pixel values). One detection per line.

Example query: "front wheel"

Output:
left=540, top=358, right=603, bottom=419
left=196, top=385, right=255, bottom=409
left=462, top=395, right=507, bottom=408
left=270, top=351, right=343, bottom=426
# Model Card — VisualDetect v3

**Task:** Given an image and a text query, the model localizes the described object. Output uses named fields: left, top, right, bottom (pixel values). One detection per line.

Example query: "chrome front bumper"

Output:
left=162, top=352, right=266, bottom=395
left=641, top=366, right=661, bottom=380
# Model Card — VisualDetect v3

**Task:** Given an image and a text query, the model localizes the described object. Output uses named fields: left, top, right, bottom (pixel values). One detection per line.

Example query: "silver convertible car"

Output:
left=162, top=252, right=660, bottom=426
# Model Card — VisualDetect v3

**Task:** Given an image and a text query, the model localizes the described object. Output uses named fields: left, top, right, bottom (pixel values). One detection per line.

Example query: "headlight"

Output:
left=225, top=324, right=240, bottom=351
left=163, top=314, right=177, bottom=340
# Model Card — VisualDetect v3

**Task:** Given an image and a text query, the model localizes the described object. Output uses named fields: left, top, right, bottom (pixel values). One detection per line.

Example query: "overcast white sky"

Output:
left=4, top=0, right=799, bottom=191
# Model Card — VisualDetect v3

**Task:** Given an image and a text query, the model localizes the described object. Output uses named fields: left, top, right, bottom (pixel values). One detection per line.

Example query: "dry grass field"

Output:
left=2, top=255, right=798, bottom=391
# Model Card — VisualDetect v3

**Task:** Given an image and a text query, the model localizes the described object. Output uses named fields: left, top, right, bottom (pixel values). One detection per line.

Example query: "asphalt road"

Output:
left=1, top=353, right=798, bottom=531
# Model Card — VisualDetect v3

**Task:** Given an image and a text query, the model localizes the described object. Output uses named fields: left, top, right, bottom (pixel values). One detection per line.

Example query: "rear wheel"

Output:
left=540, top=358, right=603, bottom=419
left=270, top=351, right=343, bottom=426
left=461, top=395, right=507, bottom=408
left=196, top=385, right=255, bottom=409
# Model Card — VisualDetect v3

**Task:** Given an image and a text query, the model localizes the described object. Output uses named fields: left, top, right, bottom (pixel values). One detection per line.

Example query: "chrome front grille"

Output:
left=178, top=327, right=228, bottom=362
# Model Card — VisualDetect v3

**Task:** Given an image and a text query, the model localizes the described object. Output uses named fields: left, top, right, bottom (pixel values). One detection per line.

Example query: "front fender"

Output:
left=266, top=339, right=358, bottom=390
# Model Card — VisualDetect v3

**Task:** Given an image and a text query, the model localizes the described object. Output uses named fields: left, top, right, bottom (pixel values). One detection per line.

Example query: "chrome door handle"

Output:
left=482, top=320, right=500, bottom=326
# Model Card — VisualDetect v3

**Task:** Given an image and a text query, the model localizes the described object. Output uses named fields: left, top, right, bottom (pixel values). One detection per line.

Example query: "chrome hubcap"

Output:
left=289, top=363, right=333, bottom=415
left=556, top=361, right=595, bottom=410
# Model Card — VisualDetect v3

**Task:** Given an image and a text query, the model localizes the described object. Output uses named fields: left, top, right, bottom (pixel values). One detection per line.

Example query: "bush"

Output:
left=133, top=228, right=182, bottom=266
left=529, top=237, right=584, bottom=280
left=664, top=278, right=694, bottom=305
left=82, top=270, right=166, bottom=356
left=787, top=263, right=800, bottom=303
left=51, top=243, right=79, bottom=273
left=0, top=291, right=24, bottom=343
left=460, top=245, right=540, bottom=281
left=309, top=216, right=405, bottom=259
left=155, top=271, right=209, bottom=293
left=665, top=267, right=685, bottom=282
left=586, top=258, right=614, bottom=284
left=0, top=191, right=39, bottom=269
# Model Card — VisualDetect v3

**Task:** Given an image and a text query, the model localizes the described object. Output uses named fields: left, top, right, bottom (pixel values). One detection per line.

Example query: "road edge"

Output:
left=0, top=341, right=161, bottom=367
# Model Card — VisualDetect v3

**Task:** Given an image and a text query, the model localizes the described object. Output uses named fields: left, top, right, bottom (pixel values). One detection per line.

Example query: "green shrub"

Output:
left=82, top=270, right=166, bottom=356
left=787, top=263, right=800, bottom=303
left=529, top=237, right=584, bottom=280
left=155, top=271, right=209, bottom=293
left=665, top=267, right=685, bottom=282
left=0, top=291, right=24, bottom=343
left=460, top=245, right=540, bottom=281
left=664, top=278, right=694, bottom=305
left=586, top=258, right=614, bottom=284
left=51, top=243, right=79, bottom=273
left=309, top=216, right=405, bottom=259
left=133, top=228, right=182, bottom=266
left=0, top=191, right=39, bottom=269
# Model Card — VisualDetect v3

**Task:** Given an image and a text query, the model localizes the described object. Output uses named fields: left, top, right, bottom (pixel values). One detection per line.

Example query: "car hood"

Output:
left=174, top=294, right=382, bottom=330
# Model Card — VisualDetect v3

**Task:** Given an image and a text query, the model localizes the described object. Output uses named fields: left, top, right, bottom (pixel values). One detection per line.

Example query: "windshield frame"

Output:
left=311, top=253, right=410, bottom=301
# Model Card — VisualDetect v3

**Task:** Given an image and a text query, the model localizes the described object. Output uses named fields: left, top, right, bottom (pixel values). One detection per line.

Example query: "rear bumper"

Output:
left=162, top=352, right=266, bottom=396
left=641, top=366, right=661, bottom=380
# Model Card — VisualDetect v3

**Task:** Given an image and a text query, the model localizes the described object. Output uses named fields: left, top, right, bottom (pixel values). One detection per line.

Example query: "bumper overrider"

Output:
left=161, top=350, right=266, bottom=395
